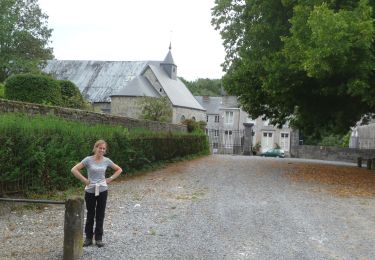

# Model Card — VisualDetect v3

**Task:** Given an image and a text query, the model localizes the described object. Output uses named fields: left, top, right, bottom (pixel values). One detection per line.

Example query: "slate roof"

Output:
left=195, top=96, right=242, bottom=114
left=43, top=60, right=158, bottom=102
left=112, top=76, right=160, bottom=97
left=194, top=96, right=222, bottom=114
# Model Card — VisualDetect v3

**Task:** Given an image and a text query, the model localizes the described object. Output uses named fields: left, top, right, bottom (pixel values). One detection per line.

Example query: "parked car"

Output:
left=260, top=148, right=285, bottom=158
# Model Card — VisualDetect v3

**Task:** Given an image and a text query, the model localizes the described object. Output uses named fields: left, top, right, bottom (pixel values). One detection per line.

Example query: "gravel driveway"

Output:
left=1, top=155, right=375, bottom=260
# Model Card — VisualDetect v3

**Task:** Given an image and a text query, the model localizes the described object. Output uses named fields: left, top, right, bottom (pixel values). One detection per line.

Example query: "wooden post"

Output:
left=63, top=197, right=84, bottom=260
left=357, top=157, right=362, bottom=167
left=367, top=159, right=372, bottom=170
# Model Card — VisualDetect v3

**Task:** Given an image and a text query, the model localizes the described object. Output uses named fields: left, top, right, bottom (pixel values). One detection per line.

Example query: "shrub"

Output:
left=182, top=119, right=206, bottom=133
left=0, top=113, right=208, bottom=194
left=58, top=80, right=87, bottom=109
left=141, top=96, right=173, bottom=123
left=5, top=73, right=62, bottom=105
left=0, top=83, right=4, bottom=98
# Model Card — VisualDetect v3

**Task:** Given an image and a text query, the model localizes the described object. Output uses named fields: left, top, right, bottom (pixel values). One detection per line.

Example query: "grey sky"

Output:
left=38, top=0, right=226, bottom=80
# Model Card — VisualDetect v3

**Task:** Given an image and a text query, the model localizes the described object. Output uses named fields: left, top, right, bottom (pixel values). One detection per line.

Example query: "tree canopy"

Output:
left=0, top=0, right=53, bottom=82
left=212, top=0, right=375, bottom=136
left=180, top=77, right=223, bottom=96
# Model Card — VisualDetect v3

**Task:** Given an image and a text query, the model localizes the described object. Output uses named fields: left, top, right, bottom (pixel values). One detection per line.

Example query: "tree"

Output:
left=180, top=77, right=223, bottom=96
left=0, top=0, right=53, bottom=82
left=140, top=96, right=173, bottom=123
left=212, top=0, right=375, bottom=136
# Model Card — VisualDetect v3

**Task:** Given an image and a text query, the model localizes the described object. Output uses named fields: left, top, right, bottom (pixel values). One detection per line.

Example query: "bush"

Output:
left=0, top=113, right=209, bottom=194
left=0, top=83, right=4, bottom=98
left=5, top=73, right=62, bottom=105
left=58, top=80, right=87, bottom=109
left=182, top=119, right=206, bottom=133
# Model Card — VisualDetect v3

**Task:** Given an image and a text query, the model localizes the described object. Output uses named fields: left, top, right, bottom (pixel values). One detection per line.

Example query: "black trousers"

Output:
left=84, top=190, right=108, bottom=241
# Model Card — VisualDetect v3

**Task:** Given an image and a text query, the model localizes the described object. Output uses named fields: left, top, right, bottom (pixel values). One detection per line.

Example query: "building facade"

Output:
left=195, top=95, right=293, bottom=155
left=43, top=46, right=205, bottom=124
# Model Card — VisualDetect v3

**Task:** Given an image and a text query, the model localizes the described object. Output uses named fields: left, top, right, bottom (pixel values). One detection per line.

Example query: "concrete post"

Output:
left=243, top=123, right=254, bottom=155
left=63, top=197, right=84, bottom=260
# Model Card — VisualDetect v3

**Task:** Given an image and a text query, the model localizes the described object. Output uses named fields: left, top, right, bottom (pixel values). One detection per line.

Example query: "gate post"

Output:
left=243, top=123, right=254, bottom=155
left=63, top=197, right=84, bottom=260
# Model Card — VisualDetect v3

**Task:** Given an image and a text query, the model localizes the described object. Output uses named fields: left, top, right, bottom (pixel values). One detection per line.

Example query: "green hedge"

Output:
left=0, top=114, right=209, bottom=193
left=5, top=73, right=62, bottom=105
left=0, top=83, right=4, bottom=98
left=58, top=80, right=87, bottom=109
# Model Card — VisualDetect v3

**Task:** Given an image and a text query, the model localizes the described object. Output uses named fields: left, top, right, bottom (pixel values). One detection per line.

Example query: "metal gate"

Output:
left=206, top=129, right=244, bottom=155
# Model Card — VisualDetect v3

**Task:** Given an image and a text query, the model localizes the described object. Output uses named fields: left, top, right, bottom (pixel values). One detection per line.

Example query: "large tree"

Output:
left=212, top=0, right=375, bottom=136
left=180, top=77, right=223, bottom=96
left=0, top=0, right=53, bottom=82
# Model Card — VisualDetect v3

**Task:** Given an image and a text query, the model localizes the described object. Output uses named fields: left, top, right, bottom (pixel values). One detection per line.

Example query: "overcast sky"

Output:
left=38, top=0, right=226, bottom=81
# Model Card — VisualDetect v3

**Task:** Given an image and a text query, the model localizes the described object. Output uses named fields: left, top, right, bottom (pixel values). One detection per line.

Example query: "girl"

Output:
left=71, top=140, right=122, bottom=247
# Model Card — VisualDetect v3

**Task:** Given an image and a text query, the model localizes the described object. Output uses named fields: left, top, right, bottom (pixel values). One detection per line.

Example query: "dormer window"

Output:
left=160, top=88, right=163, bottom=92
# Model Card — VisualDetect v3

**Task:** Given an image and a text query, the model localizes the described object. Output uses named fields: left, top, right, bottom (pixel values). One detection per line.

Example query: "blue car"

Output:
left=260, top=148, right=285, bottom=158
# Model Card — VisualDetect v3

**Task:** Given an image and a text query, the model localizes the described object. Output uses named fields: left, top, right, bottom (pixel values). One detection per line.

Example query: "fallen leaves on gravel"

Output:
left=274, top=162, right=375, bottom=197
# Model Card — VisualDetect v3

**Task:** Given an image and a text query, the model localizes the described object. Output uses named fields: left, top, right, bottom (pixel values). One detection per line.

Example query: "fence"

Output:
left=206, top=129, right=244, bottom=155
left=0, top=197, right=84, bottom=260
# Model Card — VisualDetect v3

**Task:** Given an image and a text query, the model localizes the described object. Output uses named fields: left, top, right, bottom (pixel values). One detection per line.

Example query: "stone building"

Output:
left=43, top=46, right=205, bottom=124
left=195, top=95, right=292, bottom=154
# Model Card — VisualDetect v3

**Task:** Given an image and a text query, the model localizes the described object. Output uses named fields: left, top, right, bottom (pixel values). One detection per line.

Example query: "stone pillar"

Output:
left=289, top=129, right=300, bottom=158
left=63, top=197, right=84, bottom=260
left=243, top=123, right=254, bottom=155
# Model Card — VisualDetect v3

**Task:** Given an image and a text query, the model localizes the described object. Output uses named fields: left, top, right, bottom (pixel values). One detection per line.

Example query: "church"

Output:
left=43, top=45, right=206, bottom=124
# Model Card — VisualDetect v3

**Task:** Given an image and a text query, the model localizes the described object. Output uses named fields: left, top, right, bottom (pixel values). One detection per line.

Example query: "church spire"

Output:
left=161, top=43, right=177, bottom=80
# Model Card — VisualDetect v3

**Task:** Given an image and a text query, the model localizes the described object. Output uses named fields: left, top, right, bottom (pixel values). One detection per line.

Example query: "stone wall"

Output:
left=290, top=144, right=375, bottom=163
left=111, top=96, right=144, bottom=119
left=173, top=106, right=206, bottom=123
left=0, top=99, right=187, bottom=132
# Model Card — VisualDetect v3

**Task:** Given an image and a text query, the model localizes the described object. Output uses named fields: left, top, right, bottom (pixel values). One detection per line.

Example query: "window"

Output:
left=225, top=111, right=234, bottom=125
left=213, top=143, right=218, bottom=148
left=214, top=130, right=219, bottom=137
left=159, top=88, right=163, bottom=92
left=206, top=115, right=209, bottom=122
left=180, top=115, right=185, bottom=122
left=192, top=116, right=196, bottom=121
left=214, top=115, right=220, bottom=123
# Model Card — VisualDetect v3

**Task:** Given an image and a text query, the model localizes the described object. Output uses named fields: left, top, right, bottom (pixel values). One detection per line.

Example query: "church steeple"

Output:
left=161, top=43, right=177, bottom=80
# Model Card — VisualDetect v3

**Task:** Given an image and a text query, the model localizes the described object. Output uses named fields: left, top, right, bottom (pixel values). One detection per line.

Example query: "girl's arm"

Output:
left=106, top=163, right=123, bottom=184
left=71, top=162, right=90, bottom=186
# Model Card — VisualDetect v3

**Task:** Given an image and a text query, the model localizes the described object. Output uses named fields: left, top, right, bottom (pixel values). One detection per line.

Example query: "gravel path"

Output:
left=1, top=155, right=375, bottom=259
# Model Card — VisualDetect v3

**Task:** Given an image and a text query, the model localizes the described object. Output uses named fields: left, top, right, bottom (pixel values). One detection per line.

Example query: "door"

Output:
left=280, top=132, right=290, bottom=151
left=261, top=132, right=274, bottom=152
